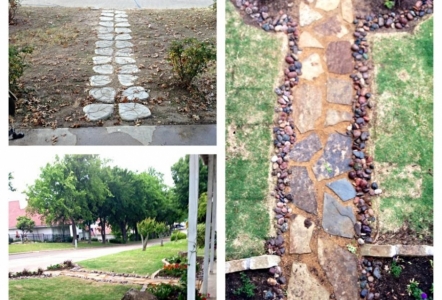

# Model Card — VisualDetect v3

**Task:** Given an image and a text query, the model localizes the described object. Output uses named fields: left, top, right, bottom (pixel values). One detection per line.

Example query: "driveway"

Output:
left=21, top=0, right=213, bottom=9
left=9, top=238, right=166, bottom=273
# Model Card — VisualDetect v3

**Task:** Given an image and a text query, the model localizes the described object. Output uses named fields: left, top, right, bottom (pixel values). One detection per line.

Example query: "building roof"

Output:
left=9, top=200, right=45, bottom=229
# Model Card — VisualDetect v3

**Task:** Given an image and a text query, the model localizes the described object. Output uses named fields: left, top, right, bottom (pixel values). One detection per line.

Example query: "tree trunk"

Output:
left=99, top=217, right=106, bottom=244
left=142, top=236, right=149, bottom=251
left=71, top=219, right=77, bottom=246
left=119, top=222, right=127, bottom=243
left=134, top=226, right=139, bottom=241
left=87, top=221, right=92, bottom=244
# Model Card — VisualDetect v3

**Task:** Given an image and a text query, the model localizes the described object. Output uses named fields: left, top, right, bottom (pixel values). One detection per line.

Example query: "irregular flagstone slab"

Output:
left=322, top=193, right=356, bottom=238
left=326, top=41, right=353, bottom=74
left=299, top=2, right=323, bottom=27
left=289, top=132, right=322, bottom=162
left=99, top=21, right=114, bottom=27
left=341, top=0, right=354, bottom=23
left=298, top=32, right=324, bottom=49
left=115, top=10, right=126, bottom=14
left=301, top=53, right=324, bottom=81
left=314, top=16, right=349, bottom=38
left=119, top=64, right=140, bottom=74
left=361, top=245, right=434, bottom=257
left=115, top=34, right=132, bottom=40
left=115, top=57, right=136, bottom=64
left=289, top=214, right=314, bottom=254
left=115, top=48, right=134, bottom=57
left=326, top=78, right=353, bottom=105
left=115, top=17, right=128, bottom=23
left=325, top=109, right=353, bottom=126
left=118, top=74, right=138, bottom=86
left=312, top=133, right=352, bottom=181
left=118, top=103, right=151, bottom=120
left=289, top=167, right=317, bottom=215
left=315, top=0, right=340, bottom=11
left=293, top=83, right=322, bottom=133
left=116, top=22, right=131, bottom=27
left=97, top=26, right=113, bottom=33
left=83, top=104, right=113, bottom=121
left=95, top=47, right=113, bottom=56
left=90, top=75, right=112, bottom=86
left=115, top=27, right=132, bottom=33
left=97, top=33, right=114, bottom=40
left=225, top=255, right=281, bottom=273
left=101, top=12, right=114, bottom=17
left=93, top=56, right=112, bottom=64
left=100, top=16, right=113, bottom=21
left=115, top=13, right=128, bottom=17
left=287, top=262, right=329, bottom=300
left=89, top=87, right=116, bottom=103
left=327, top=179, right=356, bottom=201
left=93, top=64, right=114, bottom=75
left=122, top=86, right=149, bottom=101
left=318, top=238, right=359, bottom=300
left=95, top=40, right=114, bottom=48
left=116, top=41, right=134, bottom=49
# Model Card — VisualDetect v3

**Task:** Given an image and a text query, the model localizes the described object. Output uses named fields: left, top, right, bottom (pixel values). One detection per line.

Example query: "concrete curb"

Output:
left=360, top=244, right=433, bottom=257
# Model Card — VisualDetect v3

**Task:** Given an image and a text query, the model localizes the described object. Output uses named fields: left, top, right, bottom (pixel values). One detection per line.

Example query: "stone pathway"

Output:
left=85, top=9, right=151, bottom=122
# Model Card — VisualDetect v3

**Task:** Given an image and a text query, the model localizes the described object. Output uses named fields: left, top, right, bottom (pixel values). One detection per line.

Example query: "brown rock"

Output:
left=326, top=41, right=353, bottom=74
left=121, top=289, right=158, bottom=300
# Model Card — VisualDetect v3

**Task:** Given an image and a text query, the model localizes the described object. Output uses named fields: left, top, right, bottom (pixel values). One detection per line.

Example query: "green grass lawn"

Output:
left=9, top=241, right=135, bottom=254
left=225, top=1, right=285, bottom=260
left=78, top=240, right=204, bottom=276
left=9, top=276, right=139, bottom=300
left=371, top=17, right=433, bottom=239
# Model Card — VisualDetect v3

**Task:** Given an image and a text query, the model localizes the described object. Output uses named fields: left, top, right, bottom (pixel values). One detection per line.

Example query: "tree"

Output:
left=137, top=218, right=157, bottom=251
left=16, top=216, right=35, bottom=243
left=197, top=192, right=207, bottom=223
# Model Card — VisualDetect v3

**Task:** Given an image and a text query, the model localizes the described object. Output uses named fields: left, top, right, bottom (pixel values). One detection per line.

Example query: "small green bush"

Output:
left=196, top=223, right=206, bottom=249
left=384, top=0, right=395, bottom=9
left=167, top=38, right=216, bottom=88
left=171, top=231, right=187, bottom=242
left=66, top=236, right=73, bottom=243
left=9, top=44, right=34, bottom=92
left=109, top=238, right=123, bottom=244
left=147, top=283, right=184, bottom=300
left=91, top=238, right=98, bottom=242
left=233, top=272, right=256, bottom=298
left=391, top=260, right=402, bottom=278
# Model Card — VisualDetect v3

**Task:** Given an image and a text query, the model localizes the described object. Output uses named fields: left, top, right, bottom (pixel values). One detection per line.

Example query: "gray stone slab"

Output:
left=97, top=26, right=113, bottom=33
left=89, top=87, right=116, bottom=103
left=301, top=53, right=324, bottom=81
left=293, top=83, right=322, bottom=133
left=225, top=255, right=281, bottom=273
left=115, top=17, right=128, bottom=22
left=289, top=132, right=322, bottom=162
left=327, top=78, right=353, bottom=105
left=299, top=2, right=323, bottom=27
left=95, top=40, right=114, bottom=48
left=327, top=179, right=356, bottom=201
left=115, top=10, right=126, bottom=14
left=287, top=262, right=329, bottom=300
left=322, top=193, right=355, bottom=238
left=289, top=166, right=317, bottom=215
left=99, top=21, right=114, bottom=27
left=101, top=12, right=114, bottom=17
left=115, top=33, right=132, bottom=40
left=318, top=238, right=359, bottom=300
left=93, top=64, right=114, bottom=75
left=118, top=74, right=138, bottom=86
left=122, top=86, right=149, bottom=101
left=115, top=22, right=131, bottom=27
left=97, top=33, right=114, bottom=40
left=360, top=245, right=397, bottom=257
left=326, top=41, right=353, bottom=74
left=115, top=13, right=128, bottom=18
left=90, top=75, right=112, bottom=86
left=325, top=109, right=353, bottom=126
left=115, top=57, right=136, bottom=64
left=118, top=103, right=151, bottom=120
left=115, top=27, right=132, bottom=33
left=115, top=41, right=134, bottom=48
left=115, top=48, right=134, bottom=57
left=289, top=214, right=314, bottom=254
left=83, top=104, right=113, bottom=121
left=312, top=133, right=352, bottom=181
left=93, top=56, right=112, bottom=64
left=119, top=64, right=140, bottom=74
left=95, top=47, right=113, bottom=56
left=100, top=16, right=113, bottom=21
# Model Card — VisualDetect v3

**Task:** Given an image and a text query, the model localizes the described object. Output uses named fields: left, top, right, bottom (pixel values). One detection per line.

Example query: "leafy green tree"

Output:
left=137, top=218, right=157, bottom=251
left=197, top=192, right=207, bottom=223
left=16, top=216, right=35, bottom=243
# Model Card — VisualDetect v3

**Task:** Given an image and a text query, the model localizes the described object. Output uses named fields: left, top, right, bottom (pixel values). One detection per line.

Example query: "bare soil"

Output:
left=9, top=7, right=216, bottom=129
left=225, top=269, right=272, bottom=300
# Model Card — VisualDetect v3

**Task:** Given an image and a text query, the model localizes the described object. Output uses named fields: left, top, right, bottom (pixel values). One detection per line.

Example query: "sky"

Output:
left=6, top=150, right=187, bottom=206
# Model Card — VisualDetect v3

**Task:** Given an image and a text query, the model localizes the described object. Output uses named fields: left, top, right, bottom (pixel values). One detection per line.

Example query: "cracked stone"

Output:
left=115, top=57, right=136, bottom=64
left=115, top=41, right=134, bottom=48
left=115, top=27, right=132, bottom=33
left=93, top=64, right=114, bottom=75
left=341, top=0, right=354, bottom=23
left=90, top=75, right=112, bottom=86
left=327, top=179, right=356, bottom=201
left=100, top=16, right=113, bottom=21
left=115, top=34, right=132, bottom=40
left=83, top=104, right=113, bottom=121
left=289, top=166, right=317, bottom=214
left=299, top=2, right=323, bottom=27
left=325, top=109, right=353, bottom=126
left=301, top=53, right=324, bottom=81
left=118, top=74, right=138, bottom=86
left=115, top=22, right=131, bottom=27
left=99, top=21, right=114, bottom=27
left=119, top=103, right=151, bottom=121
left=290, top=133, right=322, bottom=162
left=97, top=33, right=114, bottom=40
left=318, top=237, right=359, bottom=300
left=122, top=86, right=149, bottom=101
left=315, top=0, right=340, bottom=11
left=93, top=56, right=112, bottom=64
left=118, top=65, right=140, bottom=74
left=97, top=26, right=113, bottom=33
left=313, top=133, right=352, bottom=181
left=95, top=47, right=113, bottom=56
left=314, top=16, right=349, bottom=38
left=322, top=193, right=356, bottom=238
left=299, top=32, right=324, bottom=49
left=89, top=87, right=116, bottom=103
left=95, top=40, right=114, bottom=48
left=290, top=214, right=314, bottom=254
left=287, top=262, right=329, bottom=300
left=326, top=41, right=353, bottom=74
left=115, top=48, right=134, bottom=57
left=293, top=83, right=322, bottom=133
left=327, top=78, right=353, bottom=105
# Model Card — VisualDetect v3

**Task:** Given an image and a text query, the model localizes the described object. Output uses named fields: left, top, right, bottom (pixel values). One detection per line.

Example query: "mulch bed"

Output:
left=226, top=269, right=274, bottom=300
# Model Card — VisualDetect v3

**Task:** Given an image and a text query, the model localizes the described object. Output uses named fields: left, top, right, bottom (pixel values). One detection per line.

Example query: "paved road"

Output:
left=22, top=0, right=213, bottom=9
left=9, top=238, right=166, bottom=273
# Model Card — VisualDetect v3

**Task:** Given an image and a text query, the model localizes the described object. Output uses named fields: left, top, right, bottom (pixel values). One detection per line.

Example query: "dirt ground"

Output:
left=9, top=7, right=216, bottom=129
left=226, top=269, right=272, bottom=300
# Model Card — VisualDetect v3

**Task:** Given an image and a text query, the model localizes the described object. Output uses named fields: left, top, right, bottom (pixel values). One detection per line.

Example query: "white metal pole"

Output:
left=209, top=156, right=217, bottom=274
left=202, top=155, right=214, bottom=294
left=187, top=155, right=199, bottom=300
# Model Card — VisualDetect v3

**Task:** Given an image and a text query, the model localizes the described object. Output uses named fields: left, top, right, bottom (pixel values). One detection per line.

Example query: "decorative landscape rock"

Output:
left=97, top=33, right=114, bottom=40
left=287, top=262, right=329, bottom=300
left=95, top=47, right=113, bottom=56
left=83, top=104, right=113, bottom=121
left=93, top=56, right=112, bottom=64
left=315, top=0, right=340, bottom=12
left=121, top=289, right=158, bottom=300
left=341, top=0, right=354, bottom=23
left=298, top=32, right=324, bottom=49
left=299, top=2, right=323, bottom=27
left=98, top=26, right=113, bottom=33
left=322, top=193, right=355, bottom=238
left=326, top=41, right=353, bottom=74
left=324, top=109, right=353, bottom=126
left=289, top=167, right=317, bottom=215
left=95, top=40, right=114, bottom=48
left=93, top=64, right=114, bottom=75
left=326, top=78, right=353, bottom=105
left=115, top=57, right=136, bottom=64
left=116, top=48, right=134, bottom=56
left=89, top=87, right=116, bottom=103
left=100, top=17, right=113, bottom=21
left=116, top=41, right=134, bottom=48
left=314, top=16, right=348, bottom=38
left=116, top=22, right=131, bottom=27
left=118, top=75, right=138, bottom=86
left=115, top=34, right=132, bottom=40
left=99, top=21, right=114, bottom=27
left=289, top=133, right=322, bottom=162
left=122, top=86, right=149, bottom=101
left=293, top=83, right=322, bottom=133
left=301, top=53, right=324, bottom=81
left=115, top=27, right=132, bottom=33
left=115, top=17, right=128, bottom=23
left=118, top=103, right=151, bottom=120
left=326, top=179, right=356, bottom=201
left=289, top=214, right=314, bottom=254
left=90, top=75, right=112, bottom=86
left=225, top=255, right=281, bottom=273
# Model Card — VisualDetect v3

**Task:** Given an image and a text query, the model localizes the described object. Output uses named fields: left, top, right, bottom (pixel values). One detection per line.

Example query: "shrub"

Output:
left=63, top=260, right=74, bottom=268
left=147, top=283, right=184, bottom=300
left=196, top=223, right=206, bottom=249
left=91, top=238, right=98, bottom=242
left=210, top=0, right=216, bottom=13
left=233, top=272, right=256, bottom=298
left=167, top=38, right=216, bottom=88
left=9, top=45, right=34, bottom=92
left=391, top=260, right=402, bottom=278
left=47, top=263, right=62, bottom=270
left=171, top=231, right=187, bottom=242
left=109, top=238, right=123, bottom=244
left=384, top=0, right=395, bottom=9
